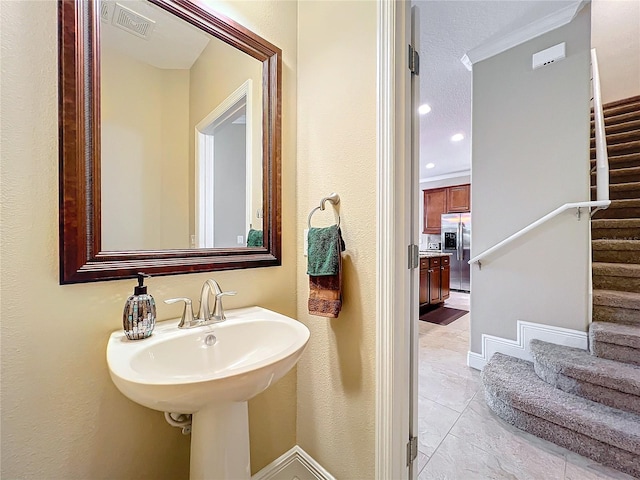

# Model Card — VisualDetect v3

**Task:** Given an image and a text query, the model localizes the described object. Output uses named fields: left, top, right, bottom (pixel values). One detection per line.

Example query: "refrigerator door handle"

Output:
left=456, top=222, right=462, bottom=261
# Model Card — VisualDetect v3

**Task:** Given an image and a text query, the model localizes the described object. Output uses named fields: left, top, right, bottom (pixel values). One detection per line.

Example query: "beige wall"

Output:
left=296, top=1, right=377, bottom=478
left=189, top=31, right=263, bottom=239
left=470, top=7, right=592, bottom=353
left=101, top=47, right=191, bottom=250
left=592, top=0, right=640, bottom=104
left=0, top=0, right=297, bottom=477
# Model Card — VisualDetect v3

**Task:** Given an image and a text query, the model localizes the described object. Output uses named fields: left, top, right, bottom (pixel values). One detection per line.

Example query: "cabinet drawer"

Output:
left=420, top=258, right=429, bottom=269
left=442, top=256, right=450, bottom=266
left=430, top=257, right=441, bottom=268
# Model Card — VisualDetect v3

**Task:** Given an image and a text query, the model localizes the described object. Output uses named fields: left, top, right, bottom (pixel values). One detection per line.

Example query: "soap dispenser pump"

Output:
left=123, top=273, right=156, bottom=340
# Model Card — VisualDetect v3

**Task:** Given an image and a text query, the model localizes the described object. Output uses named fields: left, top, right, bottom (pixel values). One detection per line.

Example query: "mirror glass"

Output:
left=100, top=0, right=263, bottom=251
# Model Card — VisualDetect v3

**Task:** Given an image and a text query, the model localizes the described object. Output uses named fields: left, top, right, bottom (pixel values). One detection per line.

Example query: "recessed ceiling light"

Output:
left=418, top=104, right=432, bottom=115
left=451, top=133, right=464, bottom=142
left=426, top=163, right=435, bottom=169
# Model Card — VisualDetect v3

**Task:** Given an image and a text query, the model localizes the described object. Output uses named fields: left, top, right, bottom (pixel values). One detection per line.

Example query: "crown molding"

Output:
left=419, top=169, right=471, bottom=184
left=461, top=0, right=589, bottom=71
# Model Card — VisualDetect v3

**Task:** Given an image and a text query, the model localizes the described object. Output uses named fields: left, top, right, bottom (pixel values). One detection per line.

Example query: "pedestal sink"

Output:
left=107, top=306, right=310, bottom=479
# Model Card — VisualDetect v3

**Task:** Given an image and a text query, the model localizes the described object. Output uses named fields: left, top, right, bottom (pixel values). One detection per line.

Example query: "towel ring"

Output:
left=308, top=193, right=341, bottom=229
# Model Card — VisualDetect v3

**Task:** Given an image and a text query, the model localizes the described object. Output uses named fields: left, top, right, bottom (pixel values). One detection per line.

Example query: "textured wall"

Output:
left=296, top=1, right=377, bottom=478
left=592, top=0, right=640, bottom=104
left=470, top=6, right=592, bottom=353
left=0, top=0, right=297, bottom=477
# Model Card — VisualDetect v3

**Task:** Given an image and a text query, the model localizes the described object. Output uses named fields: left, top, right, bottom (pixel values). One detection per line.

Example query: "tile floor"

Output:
left=417, top=292, right=634, bottom=479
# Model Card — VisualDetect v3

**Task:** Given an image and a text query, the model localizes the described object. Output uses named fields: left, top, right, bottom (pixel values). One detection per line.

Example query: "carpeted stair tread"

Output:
left=592, top=167, right=640, bottom=185
left=591, top=152, right=640, bottom=170
left=592, top=118, right=640, bottom=136
left=530, top=340, right=640, bottom=415
left=590, top=321, right=640, bottom=349
left=601, top=94, right=640, bottom=109
left=593, top=239, right=640, bottom=251
left=593, top=262, right=640, bottom=278
left=591, top=130, right=640, bottom=147
left=591, top=181, right=640, bottom=200
left=482, top=353, right=640, bottom=458
left=593, top=290, right=640, bottom=311
left=590, top=140, right=640, bottom=159
left=592, top=219, right=640, bottom=240
left=484, top=389, right=640, bottom=478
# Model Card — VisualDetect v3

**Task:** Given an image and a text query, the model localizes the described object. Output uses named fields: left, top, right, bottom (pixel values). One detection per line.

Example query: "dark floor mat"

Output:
left=419, top=306, right=468, bottom=326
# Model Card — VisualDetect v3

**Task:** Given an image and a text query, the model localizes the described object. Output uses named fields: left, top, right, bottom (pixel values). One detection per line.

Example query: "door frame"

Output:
left=376, top=0, right=414, bottom=478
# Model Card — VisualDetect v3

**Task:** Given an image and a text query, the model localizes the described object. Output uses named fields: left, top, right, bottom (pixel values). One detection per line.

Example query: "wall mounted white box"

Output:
left=532, top=42, right=566, bottom=69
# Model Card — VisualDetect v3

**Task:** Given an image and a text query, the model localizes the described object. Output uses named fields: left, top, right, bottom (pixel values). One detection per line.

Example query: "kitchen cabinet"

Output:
left=422, top=184, right=470, bottom=234
left=447, top=184, right=470, bottom=212
left=423, top=188, right=447, bottom=234
left=419, top=255, right=450, bottom=307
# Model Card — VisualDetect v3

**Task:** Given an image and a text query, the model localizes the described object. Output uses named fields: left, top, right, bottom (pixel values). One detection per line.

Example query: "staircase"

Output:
left=482, top=95, right=640, bottom=479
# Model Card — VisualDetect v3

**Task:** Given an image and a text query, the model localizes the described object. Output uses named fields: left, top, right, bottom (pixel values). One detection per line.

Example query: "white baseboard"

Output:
left=252, top=445, right=335, bottom=480
left=466, top=320, right=588, bottom=371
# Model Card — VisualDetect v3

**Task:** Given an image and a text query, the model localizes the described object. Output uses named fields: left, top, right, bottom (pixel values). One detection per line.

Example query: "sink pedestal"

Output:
left=190, top=402, right=250, bottom=479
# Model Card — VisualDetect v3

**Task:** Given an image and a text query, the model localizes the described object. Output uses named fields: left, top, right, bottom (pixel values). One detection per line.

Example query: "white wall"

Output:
left=592, top=0, right=640, bottom=104
left=470, top=6, right=592, bottom=353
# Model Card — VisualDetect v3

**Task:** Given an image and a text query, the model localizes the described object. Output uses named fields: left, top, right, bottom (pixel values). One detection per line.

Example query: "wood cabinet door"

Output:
left=440, top=264, right=450, bottom=301
left=447, top=184, right=470, bottom=212
left=419, top=267, right=428, bottom=305
left=428, top=258, right=441, bottom=303
left=423, top=188, right=447, bottom=234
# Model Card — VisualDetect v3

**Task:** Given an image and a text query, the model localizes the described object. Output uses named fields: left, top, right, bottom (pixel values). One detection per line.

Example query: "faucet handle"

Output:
left=213, top=290, right=237, bottom=321
left=164, top=297, right=196, bottom=328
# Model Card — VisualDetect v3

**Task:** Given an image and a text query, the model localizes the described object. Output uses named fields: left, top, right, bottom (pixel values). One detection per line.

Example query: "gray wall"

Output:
left=470, top=6, right=592, bottom=353
left=213, top=122, right=247, bottom=247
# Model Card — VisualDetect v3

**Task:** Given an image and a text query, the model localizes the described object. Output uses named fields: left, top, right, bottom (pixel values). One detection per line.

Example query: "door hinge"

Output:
left=408, top=244, right=419, bottom=270
left=408, top=44, right=420, bottom=75
left=407, top=436, right=418, bottom=465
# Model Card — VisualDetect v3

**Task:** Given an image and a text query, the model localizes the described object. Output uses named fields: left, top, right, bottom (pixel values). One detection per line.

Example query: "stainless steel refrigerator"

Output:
left=441, top=213, right=471, bottom=292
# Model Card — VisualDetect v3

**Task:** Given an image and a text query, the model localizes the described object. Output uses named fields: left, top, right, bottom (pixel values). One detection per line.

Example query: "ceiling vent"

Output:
left=100, top=1, right=112, bottom=22
left=112, top=3, right=156, bottom=40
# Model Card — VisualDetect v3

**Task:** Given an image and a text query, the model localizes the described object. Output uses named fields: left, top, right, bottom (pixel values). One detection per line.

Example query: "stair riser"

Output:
left=592, top=228, right=640, bottom=240
left=533, top=365, right=640, bottom=416
left=591, top=152, right=640, bottom=170
left=591, top=172, right=640, bottom=185
left=590, top=341, right=640, bottom=367
left=595, top=100, right=640, bottom=119
left=593, top=275, right=640, bottom=293
left=591, top=131, right=640, bottom=148
left=591, top=187, right=640, bottom=201
left=593, top=206, right=640, bottom=219
left=593, top=250, right=640, bottom=263
left=593, top=306, right=640, bottom=325
left=591, top=141, right=640, bottom=158
left=592, top=118, right=640, bottom=136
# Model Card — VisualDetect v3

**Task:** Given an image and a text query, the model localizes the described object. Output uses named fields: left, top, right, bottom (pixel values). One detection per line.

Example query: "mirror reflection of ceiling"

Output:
left=101, top=0, right=211, bottom=69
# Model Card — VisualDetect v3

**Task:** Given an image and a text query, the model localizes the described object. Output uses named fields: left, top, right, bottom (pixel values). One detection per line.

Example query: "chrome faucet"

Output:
left=165, top=279, right=237, bottom=329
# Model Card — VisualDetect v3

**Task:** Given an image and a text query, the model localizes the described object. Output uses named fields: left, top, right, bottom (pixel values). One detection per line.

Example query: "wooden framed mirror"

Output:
left=58, top=0, right=281, bottom=284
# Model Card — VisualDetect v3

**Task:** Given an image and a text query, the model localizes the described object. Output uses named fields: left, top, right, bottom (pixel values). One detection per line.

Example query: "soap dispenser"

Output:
left=123, top=273, right=156, bottom=340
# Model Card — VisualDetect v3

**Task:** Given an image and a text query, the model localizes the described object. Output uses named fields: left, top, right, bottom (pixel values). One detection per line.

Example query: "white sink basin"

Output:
left=107, top=306, right=310, bottom=413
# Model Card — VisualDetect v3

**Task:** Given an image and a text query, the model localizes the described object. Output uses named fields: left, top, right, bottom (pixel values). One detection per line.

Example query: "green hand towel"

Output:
left=247, top=229, right=263, bottom=247
left=307, top=225, right=345, bottom=276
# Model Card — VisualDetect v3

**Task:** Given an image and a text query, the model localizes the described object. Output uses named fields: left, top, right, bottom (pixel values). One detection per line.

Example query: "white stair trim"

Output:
left=252, top=445, right=335, bottom=480
left=461, top=0, right=588, bottom=71
left=467, top=320, right=588, bottom=371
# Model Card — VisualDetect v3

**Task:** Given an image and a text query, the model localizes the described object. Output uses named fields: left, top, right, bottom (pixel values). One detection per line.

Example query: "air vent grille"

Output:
left=113, top=3, right=156, bottom=39
left=100, top=1, right=111, bottom=22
